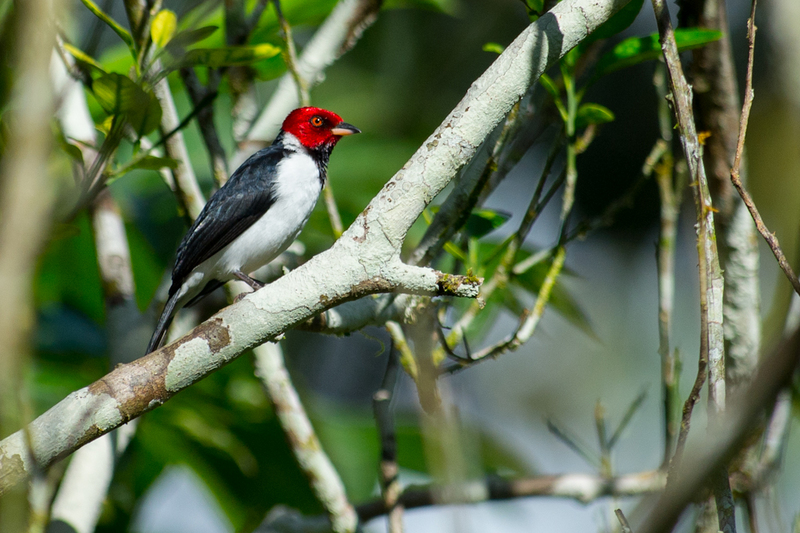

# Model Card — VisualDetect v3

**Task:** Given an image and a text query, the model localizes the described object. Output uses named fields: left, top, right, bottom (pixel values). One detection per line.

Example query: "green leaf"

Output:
left=92, top=73, right=162, bottom=136
left=594, top=28, right=723, bottom=79
left=150, top=10, right=178, bottom=49
left=576, top=103, right=615, bottom=129
left=482, top=42, right=505, bottom=55
left=539, top=73, right=560, bottom=99
left=252, top=54, right=288, bottom=81
left=62, top=43, right=106, bottom=74
left=128, top=155, right=180, bottom=171
left=176, top=43, right=281, bottom=68
left=584, top=0, right=644, bottom=45
left=464, top=209, right=511, bottom=239
left=59, top=139, right=84, bottom=164
left=443, top=241, right=468, bottom=262
left=163, top=26, right=218, bottom=54
left=383, top=0, right=456, bottom=12
left=79, top=0, right=134, bottom=50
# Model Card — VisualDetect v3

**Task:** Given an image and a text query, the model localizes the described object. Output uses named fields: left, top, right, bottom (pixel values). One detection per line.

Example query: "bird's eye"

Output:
left=310, top=116, right=324, bottom=127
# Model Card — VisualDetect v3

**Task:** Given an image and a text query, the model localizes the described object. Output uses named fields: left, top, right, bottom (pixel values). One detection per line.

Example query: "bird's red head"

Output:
left=281, top=107, right=360, bottom=150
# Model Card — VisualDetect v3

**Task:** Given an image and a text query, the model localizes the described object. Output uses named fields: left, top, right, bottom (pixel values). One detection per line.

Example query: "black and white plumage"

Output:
left=146, top=107, right=359, bottom=354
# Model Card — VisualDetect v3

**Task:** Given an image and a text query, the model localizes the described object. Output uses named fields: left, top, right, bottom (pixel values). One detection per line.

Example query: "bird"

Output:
left=146, top=107, right=360, bottom=354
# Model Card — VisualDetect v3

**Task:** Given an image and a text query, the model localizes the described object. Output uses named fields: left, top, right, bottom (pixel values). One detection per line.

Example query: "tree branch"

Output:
left=254, top=342, right=357, bottom=533
left=357, top=470, right=666, bottom=522
left=635, top=328, right=800, bottom=533
left=0, top=0, right=634, bottom=493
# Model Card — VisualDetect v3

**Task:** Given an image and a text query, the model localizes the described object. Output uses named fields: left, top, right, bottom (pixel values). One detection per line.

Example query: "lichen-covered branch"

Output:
left=651, top=0, right=726, bottom=417
left=152, top=68, right=206, bottom=220
left=253, top=342, right=357, bottom=533
left=0, top=0, right=633, bottom=493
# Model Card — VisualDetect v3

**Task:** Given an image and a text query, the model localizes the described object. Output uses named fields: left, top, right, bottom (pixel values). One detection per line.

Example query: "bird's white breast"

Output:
left=178, top=149, right=322, bottom=303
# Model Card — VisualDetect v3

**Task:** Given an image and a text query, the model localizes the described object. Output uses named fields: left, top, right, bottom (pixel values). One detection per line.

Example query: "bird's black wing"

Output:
left=170, top=145, right=287, bottom=291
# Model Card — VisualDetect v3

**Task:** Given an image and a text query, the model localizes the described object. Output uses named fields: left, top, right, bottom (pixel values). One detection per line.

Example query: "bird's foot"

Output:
left=234, top=270, right=265, bottom=291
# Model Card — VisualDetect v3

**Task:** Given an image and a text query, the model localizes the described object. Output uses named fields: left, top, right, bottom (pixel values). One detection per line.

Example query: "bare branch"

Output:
left=616, top=509, right=634, bottom=533
left=180, top=68, right=228, bottom=186
left=653, top=63, right=681, bottom=467
left=152, top=68, right=206, bottom=220
left=635, top=329, right=800, bottom=533
left=728, top=3, right=800, bottom=296
left=357, top=470, right=666, bottom=522
left=651, top=2, right=732, bottom=529
left=373, top=346, right=403, bottom=533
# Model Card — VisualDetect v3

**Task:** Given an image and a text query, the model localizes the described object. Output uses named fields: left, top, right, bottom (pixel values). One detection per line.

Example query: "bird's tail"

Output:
left=146, top=291, right=180, bottom=354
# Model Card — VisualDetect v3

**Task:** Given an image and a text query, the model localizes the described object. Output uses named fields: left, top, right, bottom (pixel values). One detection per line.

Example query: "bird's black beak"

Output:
left=331, top=122, right=361, bottom=136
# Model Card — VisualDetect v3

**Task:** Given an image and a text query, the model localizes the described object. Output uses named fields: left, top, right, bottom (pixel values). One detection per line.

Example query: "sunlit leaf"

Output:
left=576, top=103, right=615, bottom=129
left=176, top=43, right=281, bottom=68
left=594, top=28, right=723, bottom=79
left=150, top=9, right=178, bottom=49
left=482, top=42, right=504, bottom=55
left=63, top=43, right=106, bottom=74
left=79, top=0, right=134, bottom=50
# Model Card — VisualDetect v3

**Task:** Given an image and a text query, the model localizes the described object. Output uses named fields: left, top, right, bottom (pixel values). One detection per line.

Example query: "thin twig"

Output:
left=373, top=345, right=404, bottom=533
left=436, top=133, right=566, bottom=362
left=652, top=3, right=733, bottom=529
left=637, top=328, right=800, bottom=533
left=728, top=2, right=800, bottom=295
left=653, top=62, right=681, bottom=468
left=670, top=327, right=708, bottom=475
left=616, top=509, right=634, bottom=533
left=179, top=68, right=228, bottom=186
left=356, top=470, right=666, bottom=522
left=273, top=0, right=310, bottom=106
left=459, top=246, right=566, bottom=364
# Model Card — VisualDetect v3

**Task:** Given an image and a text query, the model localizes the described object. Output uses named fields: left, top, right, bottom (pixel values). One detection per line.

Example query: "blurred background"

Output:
left=8, top=0, right=800, bottom=531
